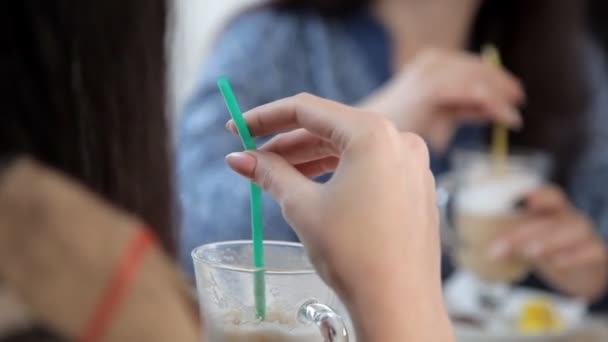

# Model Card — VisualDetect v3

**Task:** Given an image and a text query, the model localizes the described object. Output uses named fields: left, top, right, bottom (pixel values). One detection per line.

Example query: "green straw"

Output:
left=218, top=77, right=266, bottom=319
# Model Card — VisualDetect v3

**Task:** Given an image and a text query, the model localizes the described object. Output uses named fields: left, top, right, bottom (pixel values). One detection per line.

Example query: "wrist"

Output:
left=332, top=261, right=453, bottom=341
left=358, top=86, right=423, bottom=133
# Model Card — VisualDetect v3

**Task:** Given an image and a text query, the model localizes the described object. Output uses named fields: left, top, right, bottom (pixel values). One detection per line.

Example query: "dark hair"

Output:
left=0, top=1, right=176, bottom=254
left=272, top=0, right=592, bottom=185
left=589, top=0, right=608, bottom=53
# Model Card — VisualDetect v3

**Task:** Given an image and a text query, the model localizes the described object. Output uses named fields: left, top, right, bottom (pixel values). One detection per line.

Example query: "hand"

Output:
left=225, top=93, right=454, bottom=342
left=489, top=185, right=608, bottom=301
left=361, top=48, right=524, bottom=151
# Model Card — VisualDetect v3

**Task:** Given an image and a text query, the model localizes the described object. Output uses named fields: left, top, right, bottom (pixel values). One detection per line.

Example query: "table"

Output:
left=569, top=317, right=608, bottom=341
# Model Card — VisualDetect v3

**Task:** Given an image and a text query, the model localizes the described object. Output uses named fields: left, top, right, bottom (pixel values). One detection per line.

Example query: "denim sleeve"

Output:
left=177, top=11, right=303, bottom=274
left=509, top=37, right=608, bottom=309
left=569, top=40, right=608, bottom=245
left=568, top=39, right=608, bottom=311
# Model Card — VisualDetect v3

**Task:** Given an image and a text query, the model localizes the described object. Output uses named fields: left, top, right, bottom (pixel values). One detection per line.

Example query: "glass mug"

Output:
left=437, top=149, right=551, bottom=283
left=192, top=241, right=351, bottom=342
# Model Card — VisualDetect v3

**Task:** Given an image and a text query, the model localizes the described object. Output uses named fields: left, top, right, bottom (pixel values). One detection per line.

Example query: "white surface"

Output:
left=444, top=271, right=587, bottom=342
left=456, top=172, right=541, bottom=215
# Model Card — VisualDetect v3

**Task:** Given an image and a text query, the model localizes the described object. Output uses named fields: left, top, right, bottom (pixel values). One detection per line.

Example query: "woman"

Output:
left=179, top=0, right=608, bottom=303
left=1, top=0, right=175, bottom=255
left=0, top=0, right=453, bottom=340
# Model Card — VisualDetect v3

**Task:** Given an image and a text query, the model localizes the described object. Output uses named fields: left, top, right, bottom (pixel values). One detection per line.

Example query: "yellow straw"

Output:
left=482, top=44, right=508, bottom=171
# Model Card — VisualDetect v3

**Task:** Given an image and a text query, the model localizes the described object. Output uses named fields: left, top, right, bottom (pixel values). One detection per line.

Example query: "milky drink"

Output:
left=219, top=310, right=323, bottom=342
left=454, top=171, right=541, bottom=282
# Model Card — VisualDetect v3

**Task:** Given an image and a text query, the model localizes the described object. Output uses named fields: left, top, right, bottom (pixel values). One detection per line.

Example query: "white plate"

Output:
left=445, top=271, right=587, bottom=342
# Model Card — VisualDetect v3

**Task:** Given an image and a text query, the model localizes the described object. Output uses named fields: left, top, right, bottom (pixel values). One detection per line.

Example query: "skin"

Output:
left=364, top=0, right=608, bottom=299
left=489, top=186, right=608, bottom=301
left=363, top=0, right=523, bottom=152
left=362, top=48, right=524, bottom=151
left=225, top=93, right=455, bottom=341
left=373, top=0, right=483, bottom=66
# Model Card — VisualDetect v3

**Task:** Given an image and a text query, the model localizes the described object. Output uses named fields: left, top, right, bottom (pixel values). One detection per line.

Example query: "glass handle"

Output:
left=437, top=174, right=459, bottom=253
left=298, top=299, right=349, bottom=342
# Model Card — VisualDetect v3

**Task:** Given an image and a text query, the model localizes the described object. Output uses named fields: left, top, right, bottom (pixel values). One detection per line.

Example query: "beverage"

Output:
left=454, top=171, right=542, bottom=282
left=192, top=241, right=350, bottom=342
left=219, top=309, right=323, bottom=342
left=222, top=325, right=322, bottom=342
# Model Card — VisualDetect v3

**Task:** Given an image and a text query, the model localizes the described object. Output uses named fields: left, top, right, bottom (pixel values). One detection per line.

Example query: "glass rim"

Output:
left=449, top=147, right=553, bottom=173
left=191, top=240, right=316, bottom=275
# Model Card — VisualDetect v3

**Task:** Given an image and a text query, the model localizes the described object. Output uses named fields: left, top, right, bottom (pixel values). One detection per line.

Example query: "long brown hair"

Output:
left=272, top=0, right=592, bottom=185
left=0, top=1, right=176, bottom=254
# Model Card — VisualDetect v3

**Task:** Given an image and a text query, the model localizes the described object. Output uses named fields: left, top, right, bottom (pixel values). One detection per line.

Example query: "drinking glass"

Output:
left=192, top=240, right=351, bottom=341
left=438, top=149, right=551, bottom=316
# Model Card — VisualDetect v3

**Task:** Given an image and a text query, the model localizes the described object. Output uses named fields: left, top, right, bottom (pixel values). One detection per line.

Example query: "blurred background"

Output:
left=171, top=0, right=260, bottom=116
left=171, top=1, right=608, bottom=341
left=171, top=0, right=608, bottom=118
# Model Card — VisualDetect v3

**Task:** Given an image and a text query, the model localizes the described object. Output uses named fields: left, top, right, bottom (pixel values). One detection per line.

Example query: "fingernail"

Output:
left=225, top=120, right=235, bottom=132
left=488, top=241, right=509, bottom=260
left=524, top=241, right=543, bottom=258
left=225, top=152, right=256, bottom=178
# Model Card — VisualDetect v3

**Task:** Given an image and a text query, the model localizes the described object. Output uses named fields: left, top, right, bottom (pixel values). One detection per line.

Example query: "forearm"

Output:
left=357, top=82, right=421, bottom=133
left=336, top=265, right=454, bottom=341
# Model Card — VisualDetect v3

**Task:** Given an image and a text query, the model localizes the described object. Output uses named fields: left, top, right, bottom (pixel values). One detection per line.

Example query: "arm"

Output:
left=358, top=48, right=523, bottom=151
left=226, top=94, right=455, bottom=341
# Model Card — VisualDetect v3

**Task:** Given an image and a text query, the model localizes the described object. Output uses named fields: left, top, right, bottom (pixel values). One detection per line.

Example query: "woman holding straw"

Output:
left=179, top=0, right=608, bottom=305
left=0, top=0, right=453, bottom=340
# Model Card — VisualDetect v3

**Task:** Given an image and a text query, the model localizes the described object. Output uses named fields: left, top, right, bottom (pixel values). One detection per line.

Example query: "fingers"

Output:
left=489, top=209, right=602, bottom=274
left=225, top=151, right=315, bottom=206
left=438, top=81, right=522, bottom=128
left=412, top=49, right=524, bottom=128
left=415, top=48, right=524, bottom=104
left=295, top=157, right=339, bottom=178
left=228, top=93, right=369, bottom=151
left=536, top=216, right=593, bottom=258
left=488, top=217, right=553, bottom=260
left=425, top=118, right=455, bottom=153
left=547, top=241, right=608, bottom=270
left=469, top=83, right=522, bottom=127
left=259, top=129, right=338, bottom=165
left=400, top=132, right=431, bottom=169
left=524, top=185, right=569, bottom=213
left=488, top=186, right=572, bottom=260
left=491, top=215, right=589, bottom=260
left=477, top=58, right=524, bottom=105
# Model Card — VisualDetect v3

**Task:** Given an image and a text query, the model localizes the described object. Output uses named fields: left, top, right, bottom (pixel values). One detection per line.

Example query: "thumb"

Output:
left=225, top=151, right=315, bottom=206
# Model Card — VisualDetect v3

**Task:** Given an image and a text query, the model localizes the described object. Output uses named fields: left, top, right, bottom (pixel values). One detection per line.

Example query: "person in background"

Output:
left=0, top=1, right=455, bottom=340
left=178, top=0, right=608, bottom=305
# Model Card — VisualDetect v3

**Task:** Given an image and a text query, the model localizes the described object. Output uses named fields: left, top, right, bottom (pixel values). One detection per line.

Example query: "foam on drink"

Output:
left=456, top=171, right=541, bottom=215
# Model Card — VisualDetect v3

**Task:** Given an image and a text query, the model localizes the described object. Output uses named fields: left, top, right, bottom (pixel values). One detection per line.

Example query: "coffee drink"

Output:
left=219, top=310, right=323, bottom=342
left=454, top=171, right=541, bottom=282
